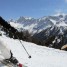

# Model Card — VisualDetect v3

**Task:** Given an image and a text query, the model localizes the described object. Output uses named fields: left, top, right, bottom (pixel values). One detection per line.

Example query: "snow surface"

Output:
left=50, top=19, right=56, bottom=25
left=0, top=35, right=67, bottom=67
left=10, top=22, right=24, bottom=29
left=56, top=21, right=67, bottom=27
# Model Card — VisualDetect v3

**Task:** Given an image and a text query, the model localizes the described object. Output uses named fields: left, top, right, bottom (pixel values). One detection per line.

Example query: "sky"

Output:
left=0, top=0, right=67, bottom=20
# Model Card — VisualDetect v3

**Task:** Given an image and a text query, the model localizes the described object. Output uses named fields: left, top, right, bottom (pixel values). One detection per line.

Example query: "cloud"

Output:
left=54, top=9, right=66, bottom=16
left=65, top=0, right=67, bottom=3
left=55, top=9, right=63, bottom=14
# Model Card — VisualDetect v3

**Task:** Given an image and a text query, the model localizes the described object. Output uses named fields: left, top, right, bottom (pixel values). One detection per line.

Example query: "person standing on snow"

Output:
left=0, top=39, right=22, bottom=67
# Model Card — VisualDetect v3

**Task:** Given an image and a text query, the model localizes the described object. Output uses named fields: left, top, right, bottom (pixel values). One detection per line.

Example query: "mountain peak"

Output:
left=24, top=17, right=32, bottom=20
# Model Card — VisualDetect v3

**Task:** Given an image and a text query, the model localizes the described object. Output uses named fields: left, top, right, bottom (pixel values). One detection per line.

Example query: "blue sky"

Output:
left=0, top=0, right=67, bottom=20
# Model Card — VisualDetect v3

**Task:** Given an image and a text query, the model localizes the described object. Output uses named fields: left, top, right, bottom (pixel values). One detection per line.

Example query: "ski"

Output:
left=0, top=60, right=28, bottom=67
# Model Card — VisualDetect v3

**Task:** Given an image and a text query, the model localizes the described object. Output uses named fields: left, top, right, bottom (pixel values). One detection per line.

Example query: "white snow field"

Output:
left=0, top=35, right=67, bottom=67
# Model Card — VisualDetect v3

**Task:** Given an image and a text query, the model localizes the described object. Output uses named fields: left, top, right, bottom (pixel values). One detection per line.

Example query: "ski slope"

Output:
left=0, top=35, right=67, bottom=67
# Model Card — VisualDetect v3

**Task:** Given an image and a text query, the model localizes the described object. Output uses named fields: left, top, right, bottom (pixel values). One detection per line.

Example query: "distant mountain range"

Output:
left=7, top=13, right=67, bottom=50
left=9, top=13, right=67, bottom=34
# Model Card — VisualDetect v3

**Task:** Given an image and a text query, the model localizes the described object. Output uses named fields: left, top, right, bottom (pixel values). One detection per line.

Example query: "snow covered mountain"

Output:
left=10, top=13, right=67, bottom=34
left=8, top=14, right=67, bottom=50
left=1, top=14, right=67, bottom=50
left=0, top=16, right=67, bottom=67
left=0, top=35, right=67, bottom=67
left=32, top=25, right=67, bottom=48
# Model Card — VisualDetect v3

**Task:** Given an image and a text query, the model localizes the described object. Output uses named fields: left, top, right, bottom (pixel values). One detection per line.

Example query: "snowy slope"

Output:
left=0, top=35, right=67, bottom=67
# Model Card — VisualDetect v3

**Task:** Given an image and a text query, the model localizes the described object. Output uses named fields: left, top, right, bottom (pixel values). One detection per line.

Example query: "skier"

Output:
left=0, top=39, right=22, bottom=67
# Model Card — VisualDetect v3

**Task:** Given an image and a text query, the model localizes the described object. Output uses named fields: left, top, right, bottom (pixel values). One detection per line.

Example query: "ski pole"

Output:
left=18, top=39, right=31, bottom=58
left=14, top=31, right=31, bottom=58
